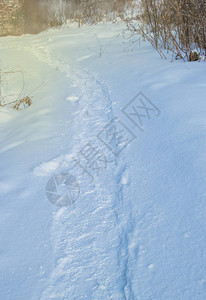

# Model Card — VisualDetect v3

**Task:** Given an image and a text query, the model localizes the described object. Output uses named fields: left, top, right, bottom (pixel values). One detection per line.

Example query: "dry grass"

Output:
left=13, top=96, right=32, bottom=110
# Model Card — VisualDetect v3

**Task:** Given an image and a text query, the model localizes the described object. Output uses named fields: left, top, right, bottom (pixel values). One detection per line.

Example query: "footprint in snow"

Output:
left=121, top=171, right=130, bottom=186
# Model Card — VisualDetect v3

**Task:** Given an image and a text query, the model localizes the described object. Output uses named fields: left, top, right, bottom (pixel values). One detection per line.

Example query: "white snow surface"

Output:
left=0, top=22, right=206, bottom=300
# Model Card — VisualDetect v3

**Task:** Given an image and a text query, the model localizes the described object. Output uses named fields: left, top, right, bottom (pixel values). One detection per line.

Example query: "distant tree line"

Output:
left=23, top=0, right=134, bottom=33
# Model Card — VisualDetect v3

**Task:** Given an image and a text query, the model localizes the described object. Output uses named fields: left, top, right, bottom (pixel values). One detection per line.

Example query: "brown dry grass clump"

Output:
left=13, top=96, right=32, bottom=110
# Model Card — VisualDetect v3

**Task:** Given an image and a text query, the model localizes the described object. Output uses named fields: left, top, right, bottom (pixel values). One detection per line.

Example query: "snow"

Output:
left=0, top=21, right=206, bottom=299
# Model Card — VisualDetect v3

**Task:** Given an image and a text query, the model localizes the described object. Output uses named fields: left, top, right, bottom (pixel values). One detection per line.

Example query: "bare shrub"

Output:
left=126, top=0, right=206, bottom=61
left=0, top=68, right=44, bottom=110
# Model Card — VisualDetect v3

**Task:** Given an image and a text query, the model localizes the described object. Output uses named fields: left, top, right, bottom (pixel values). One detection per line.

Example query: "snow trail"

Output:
left=28, top=42, right=136, bottom=299
left=1, top=22, right=206, bottom=300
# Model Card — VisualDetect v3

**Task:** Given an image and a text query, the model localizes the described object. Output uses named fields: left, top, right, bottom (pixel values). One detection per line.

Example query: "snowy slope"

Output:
left=0, top=22, right=206, bottom=300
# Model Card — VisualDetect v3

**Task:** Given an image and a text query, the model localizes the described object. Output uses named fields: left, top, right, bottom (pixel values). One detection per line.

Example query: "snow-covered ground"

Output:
left=0, top=21, right=206, bottom=300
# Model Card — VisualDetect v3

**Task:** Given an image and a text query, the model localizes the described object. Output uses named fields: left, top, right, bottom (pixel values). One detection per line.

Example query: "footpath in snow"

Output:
left=0, top=22, right=206, bottom=300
